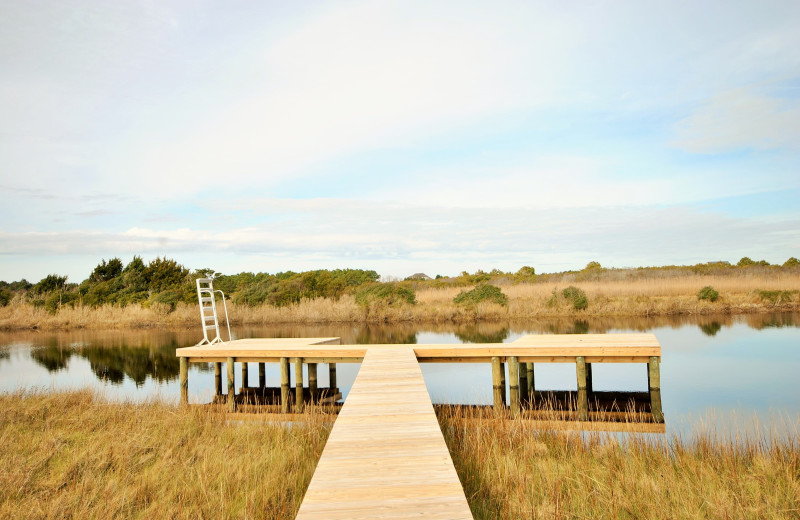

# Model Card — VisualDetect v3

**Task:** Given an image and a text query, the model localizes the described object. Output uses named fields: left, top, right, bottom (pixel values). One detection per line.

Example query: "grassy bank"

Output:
left=438, top=407, right=800, bottom=519
left=0, top=390, right=329, bottom=519
left=1, top=273, right=799, bottom=330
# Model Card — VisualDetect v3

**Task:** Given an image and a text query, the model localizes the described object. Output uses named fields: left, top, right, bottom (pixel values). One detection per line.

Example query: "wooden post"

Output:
left=241, top=362, right=249, bottom=389
left=294, top=357, right=304, bottom=413
left=259, top=363, right=266, bottom=388
left=227, top=357, right=236, bottom=412
left=586, top=362, right=593, bottom=393
left=491, top=357, right=504, bottom=412
left=576, top=356, right=588, bottom=421
left=648, top=356, right=664, bottom=423
left=329, top=363, right=337, bottom=390
left=280, top=357, right=291, bottom=413
left=527, top=362, right=535, bottom=401
left=308, top=363, right=318, bottom=402
left=508, top=356, right=520, bottom=417
left=179, top=357, right=188, bottom=405
left=519, top=359, right=528, bottom=404
left=500, top=361, right=507, bottom=404
left=214, top=362, right=222, bottom=396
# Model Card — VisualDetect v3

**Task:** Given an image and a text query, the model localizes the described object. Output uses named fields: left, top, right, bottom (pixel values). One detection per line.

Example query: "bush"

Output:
left=562, top=286, right=588, bottom=310
left=453, top=284, right=508, bottom=306
left=0, top=288, right=12, bottom=307
left=784, top=257, right=800, bottom=267
left=355, top=284, right=416, bottom=307
left=698, top=286, right=719, bottom=302
left=757, top=290, right=796, bottom=305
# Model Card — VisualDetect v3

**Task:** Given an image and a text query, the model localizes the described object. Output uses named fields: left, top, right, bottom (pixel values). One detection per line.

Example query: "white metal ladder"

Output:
left=196, top=278, right=231, bottom=345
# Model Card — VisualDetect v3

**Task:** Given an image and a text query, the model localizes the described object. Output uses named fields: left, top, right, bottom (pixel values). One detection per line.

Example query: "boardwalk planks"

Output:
left=295, top=347, right=473, bottom=520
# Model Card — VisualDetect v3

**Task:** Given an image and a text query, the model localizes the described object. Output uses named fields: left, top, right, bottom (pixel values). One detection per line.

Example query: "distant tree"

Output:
left=517, top=266, right=536, bottom=277
left=91, top=258, right=123, bottom=282
left=144, top=257, right=189, bottom=293
left=737, top=257, right=755, bottom=267
left=784, top=257, right=800, bottom=267
left=584, top=261, right=602, bottom=271
left=33, top=274, right=68, bottom=294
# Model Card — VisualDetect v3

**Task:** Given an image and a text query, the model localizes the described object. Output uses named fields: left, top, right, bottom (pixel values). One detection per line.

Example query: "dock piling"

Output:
left=491, top=357, right=504, bottom=412
left=648, top=356, right=664, bottom=423
left=309, top=363, right=318, bottom=401
left=294, top=357, right=304, bottom=413
left=227, top=357, right=236, bottom=412
left=586, top=362, right=593, bottom=393
left=241, top=361, right=249, bottom=390
left=179, top=357, right=188, bottom=405
left=214, top=362, right=222, bottom=396
left=329, top=363, right=337, bottom=391
left=527, top=362, right=535, bottom=402
left=508, top=356, right=520, bottom=417
left=280, top=357, right=291, bottom=412
left=259, top=363, right=266, bottom=388
left=519, top=360, right=528, bottom=404
left=576, top=356, right=589, bottom=421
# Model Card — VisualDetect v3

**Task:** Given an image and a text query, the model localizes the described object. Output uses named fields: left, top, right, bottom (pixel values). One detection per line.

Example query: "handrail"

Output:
left=215, top=289, right=232, bottom=341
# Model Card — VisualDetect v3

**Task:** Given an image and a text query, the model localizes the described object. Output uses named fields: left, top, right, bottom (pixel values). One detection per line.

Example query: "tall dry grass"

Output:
left=437, top=406, right=800, bottom=519
left=0, top=390, right=329, bottom=519
left=1, top=273, right=799, bottom=330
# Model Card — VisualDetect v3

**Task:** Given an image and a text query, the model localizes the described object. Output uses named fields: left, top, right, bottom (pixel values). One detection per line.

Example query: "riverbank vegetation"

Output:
left=1, top=257, right=799, bottom=330
left=437, top=406, right=800, bottom=519
left=0, top=390, right=329, bottom=519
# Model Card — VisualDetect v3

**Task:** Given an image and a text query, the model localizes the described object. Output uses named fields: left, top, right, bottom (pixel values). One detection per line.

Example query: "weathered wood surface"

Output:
left=295, top=347, right=473, bottom=520
left=177, top=333, right=660, bottom=363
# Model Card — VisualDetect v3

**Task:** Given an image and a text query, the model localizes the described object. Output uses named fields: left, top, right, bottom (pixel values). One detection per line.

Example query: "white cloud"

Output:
left=673, top=87, right=800, bottom=153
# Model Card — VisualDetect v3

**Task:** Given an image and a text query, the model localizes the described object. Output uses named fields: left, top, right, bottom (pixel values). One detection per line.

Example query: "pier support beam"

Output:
left=576, top=356, right=589, bottom=421
left=227, top=357, right=236, bottom=412
left=648, top=356, right=664, bottom=423
left=527, top=362, right=535, bottom=402
left=519, top=359, right=528, bottom=404
left=500, top=361, right=507, bottom=404
left=294, top=357, right=304, bottom=413
left=280, top=357, right=291, bottom=413
left=309, top=363, right=318, bottom=402
left=179, top=357, right=188, bottom=405
left=491, top=357, right=504, bottom=412
left=241, top=362, right=249, bottom=390
left=508, top=356, right=520, bottom=417
left=214, top=362, right=222, bottom=396
left=259, top=363, right=266, bottom=388
left=329, top=363, right=337, bottom=391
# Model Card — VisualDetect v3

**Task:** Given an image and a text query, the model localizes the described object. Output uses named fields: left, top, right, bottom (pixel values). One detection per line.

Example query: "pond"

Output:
left=1, top=313, right=798, bottom=436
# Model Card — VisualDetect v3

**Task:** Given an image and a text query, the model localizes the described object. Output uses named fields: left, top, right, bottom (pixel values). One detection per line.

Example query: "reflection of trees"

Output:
left=81, top=341, right=181, bottom=386
left=454, top=324, right=510, bottom=343
left=699, top=322, right=722, bottom=336
left=545, top=320, right=590, bottom=335
left=0, top=348, right=10, bottom=361
left=355, top=326, right=417, bottom=344
left=30, top=343, right=74, bottom=371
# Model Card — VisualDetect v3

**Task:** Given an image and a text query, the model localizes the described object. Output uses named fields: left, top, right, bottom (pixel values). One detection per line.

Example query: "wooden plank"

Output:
left=295, top=347, right=472, bottom=520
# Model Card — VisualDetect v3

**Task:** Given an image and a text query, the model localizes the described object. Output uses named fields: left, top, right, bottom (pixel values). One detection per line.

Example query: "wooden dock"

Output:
left=176, top=333, right=663, bottom=517
left=295, top=347, right=473, bottom=519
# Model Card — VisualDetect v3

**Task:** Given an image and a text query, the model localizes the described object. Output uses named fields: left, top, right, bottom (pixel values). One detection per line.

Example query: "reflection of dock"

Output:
left=177, top=333, right=662, bottom=518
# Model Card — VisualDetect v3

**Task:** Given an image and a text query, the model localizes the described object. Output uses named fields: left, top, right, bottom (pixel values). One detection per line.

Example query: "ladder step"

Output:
left=203, top=316, right=216, bottom=322
left=204, top=324, right=217, bottom=330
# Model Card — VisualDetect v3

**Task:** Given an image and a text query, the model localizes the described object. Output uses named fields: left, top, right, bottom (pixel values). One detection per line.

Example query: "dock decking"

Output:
left=295, top=347, right=473, bottom=519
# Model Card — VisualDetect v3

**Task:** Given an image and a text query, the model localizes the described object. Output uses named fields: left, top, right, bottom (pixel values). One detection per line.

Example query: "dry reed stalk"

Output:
left=437, top=406, right=800, bottom=519
left=0, top=390, right=329, bottom=519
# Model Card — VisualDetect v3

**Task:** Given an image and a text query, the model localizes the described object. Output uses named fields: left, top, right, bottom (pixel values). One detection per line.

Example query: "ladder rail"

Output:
left=195, top=278, right=231, bottom=345
left=215, top=289, right=232, bottom=342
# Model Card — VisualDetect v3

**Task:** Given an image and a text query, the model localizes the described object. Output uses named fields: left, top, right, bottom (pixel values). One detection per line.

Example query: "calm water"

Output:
left=1, top=313, right=799, bottom=435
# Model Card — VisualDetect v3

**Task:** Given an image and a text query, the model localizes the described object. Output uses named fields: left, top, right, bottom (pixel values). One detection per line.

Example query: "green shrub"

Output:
left=355, top=283, right=416, bottom=307
left=698, top=286, right=719, bottom=302
left=757, top=290, right=796, bottom=304
left=562, top=286, right=588, bottom=310
left=0, top=288, right=12, bottom=307
left=784, top=257, right=800, bottom=267
left=44, top=291, right=79, bottom=314
left=453, top=284, right=508, bottom=306
left=150, top=290, right=183, bottom=310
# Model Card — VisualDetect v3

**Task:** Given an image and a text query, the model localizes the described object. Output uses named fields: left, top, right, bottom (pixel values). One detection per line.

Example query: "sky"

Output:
left=1, top=0, right=799, bottom=283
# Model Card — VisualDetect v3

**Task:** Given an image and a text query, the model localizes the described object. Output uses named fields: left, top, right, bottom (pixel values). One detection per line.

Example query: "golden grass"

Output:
left=0, top=390, right=329, bottom=519
left=437, top=406, right=800, bottom=520
left=1, top=273, right=799, bottom=330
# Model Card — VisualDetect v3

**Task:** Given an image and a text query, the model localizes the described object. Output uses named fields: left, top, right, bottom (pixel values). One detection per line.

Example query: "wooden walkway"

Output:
left=294, top=347, right=473, bottom=520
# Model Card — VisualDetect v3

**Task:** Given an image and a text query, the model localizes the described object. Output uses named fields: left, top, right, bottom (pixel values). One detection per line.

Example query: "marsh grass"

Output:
left=437, top=406, right=800, bottom=519
left=0, top=390, right=329, bottom=519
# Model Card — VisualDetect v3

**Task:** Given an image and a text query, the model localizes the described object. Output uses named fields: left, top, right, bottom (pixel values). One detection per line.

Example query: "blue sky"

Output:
left=1, top=0, right=799, bottom=283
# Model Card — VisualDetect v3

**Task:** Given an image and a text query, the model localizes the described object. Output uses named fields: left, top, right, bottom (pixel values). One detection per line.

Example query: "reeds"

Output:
left=0, top=390, right=329, bottom=519
left=437, top=406, right=800, bottom=519
left=1, top=273, right=798, bottom=330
